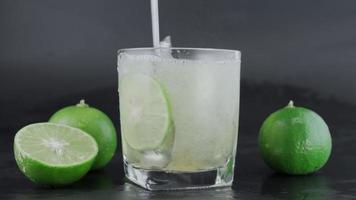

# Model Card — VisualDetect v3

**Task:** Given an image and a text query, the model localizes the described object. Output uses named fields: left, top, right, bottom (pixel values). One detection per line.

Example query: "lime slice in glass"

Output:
left=119, top=74, right=174, bottom=151
left=14, top=123, right=98, bottom=186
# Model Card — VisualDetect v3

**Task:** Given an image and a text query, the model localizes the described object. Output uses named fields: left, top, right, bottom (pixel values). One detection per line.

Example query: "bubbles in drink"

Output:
left=119, top=51, right=240, bottom=171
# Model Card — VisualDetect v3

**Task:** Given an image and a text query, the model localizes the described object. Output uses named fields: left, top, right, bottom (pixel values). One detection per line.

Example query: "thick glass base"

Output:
left=124, top=160, right=234, bottom=191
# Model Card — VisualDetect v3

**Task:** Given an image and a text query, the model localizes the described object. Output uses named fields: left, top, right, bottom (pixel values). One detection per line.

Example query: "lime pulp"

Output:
left=119, top=74, right=174, bottom=151
left=14, top=123, right=98, bottom=186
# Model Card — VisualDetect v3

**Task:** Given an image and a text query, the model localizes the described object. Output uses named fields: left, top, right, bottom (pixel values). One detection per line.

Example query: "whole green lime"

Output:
left=49, top=100, right=117, bottom=170
left=259, top=101, right=332, bottom=175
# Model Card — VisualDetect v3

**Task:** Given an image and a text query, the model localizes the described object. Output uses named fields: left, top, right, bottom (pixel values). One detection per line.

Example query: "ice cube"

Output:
left=160, top=35, right=172, bottom=48
left=156, top=36, right=174, bottom=59
left=139, top=150, right=170, bottom=169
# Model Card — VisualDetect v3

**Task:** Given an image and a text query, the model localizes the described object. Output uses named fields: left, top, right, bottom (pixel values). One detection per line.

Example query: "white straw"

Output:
left=150, top=0, right=160, bottom=47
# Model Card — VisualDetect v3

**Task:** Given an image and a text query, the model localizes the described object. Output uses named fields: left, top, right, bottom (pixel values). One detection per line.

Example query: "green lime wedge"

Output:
left=119, top=74, right=174, bottom=151
left=14, top=123, right=98, bottom=186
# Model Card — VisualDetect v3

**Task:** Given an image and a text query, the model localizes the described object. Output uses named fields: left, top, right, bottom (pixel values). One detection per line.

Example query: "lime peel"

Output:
left=259, top=102, right=332, bottom=175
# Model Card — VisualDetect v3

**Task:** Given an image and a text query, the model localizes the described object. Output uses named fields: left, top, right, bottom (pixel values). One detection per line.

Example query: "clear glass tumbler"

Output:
left=117, top=48, right=241, bottom=190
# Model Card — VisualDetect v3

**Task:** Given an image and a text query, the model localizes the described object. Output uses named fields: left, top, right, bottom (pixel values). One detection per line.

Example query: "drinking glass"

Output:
left=117, top=47, right=241, bottom=190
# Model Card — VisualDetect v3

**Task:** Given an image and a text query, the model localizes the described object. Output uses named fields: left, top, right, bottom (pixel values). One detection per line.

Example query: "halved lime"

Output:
left=119, top=74, right=174, bottom=151
left=14, top=123, right=98, bottom=186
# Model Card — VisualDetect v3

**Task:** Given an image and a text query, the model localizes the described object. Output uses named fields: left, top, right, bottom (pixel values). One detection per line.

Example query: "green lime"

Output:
left=49, top=100, right=117, bottom=170
left=14, top=123, right=98, bottom=186
left=119, top=74, right=174, bottom=151
left=259, top=101, right=332, bottom=175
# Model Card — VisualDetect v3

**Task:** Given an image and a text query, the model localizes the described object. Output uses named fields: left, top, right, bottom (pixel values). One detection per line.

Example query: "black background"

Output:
left=1, top=0, right=356, bottom=102
left=1, top=0, right=356, bottom=199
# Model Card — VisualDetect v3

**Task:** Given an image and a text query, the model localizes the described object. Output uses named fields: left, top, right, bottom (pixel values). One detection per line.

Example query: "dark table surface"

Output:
left=1, top=81, right=356, bottom=200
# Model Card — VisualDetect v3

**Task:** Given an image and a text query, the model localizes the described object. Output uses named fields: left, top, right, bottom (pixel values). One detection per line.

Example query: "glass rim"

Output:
left=117, top=47, right=241, bottom=55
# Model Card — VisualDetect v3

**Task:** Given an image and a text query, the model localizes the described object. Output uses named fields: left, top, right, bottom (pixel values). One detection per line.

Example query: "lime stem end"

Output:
left=77, top=99, right=89, bottom=107
left=287, top=100, right=295, bottom=108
